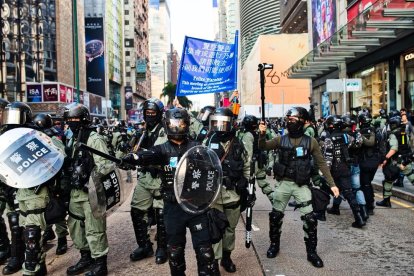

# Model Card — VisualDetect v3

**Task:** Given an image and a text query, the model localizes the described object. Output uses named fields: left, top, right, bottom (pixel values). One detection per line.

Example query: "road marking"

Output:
left=374, top=193, right=414, bottom=209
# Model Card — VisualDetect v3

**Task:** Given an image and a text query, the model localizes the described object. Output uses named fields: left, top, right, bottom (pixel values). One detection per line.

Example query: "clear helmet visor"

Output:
left=2, top=108, right=26, bottom=125
left=209, top=115, right=232, bottom=132
left=197, top=109, right=212, bottom=123
left=165, top=118, right=188, bottom=135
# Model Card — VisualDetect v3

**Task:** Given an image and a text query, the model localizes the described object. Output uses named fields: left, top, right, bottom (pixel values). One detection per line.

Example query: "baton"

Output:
left=78, top=143, right=122, bottom=164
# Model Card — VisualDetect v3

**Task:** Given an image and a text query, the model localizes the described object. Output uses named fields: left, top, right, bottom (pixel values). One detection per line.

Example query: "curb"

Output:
left=372, top=181, right=414, bottom=202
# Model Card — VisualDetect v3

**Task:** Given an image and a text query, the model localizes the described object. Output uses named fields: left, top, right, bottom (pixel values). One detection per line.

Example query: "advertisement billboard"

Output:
left=312, top=0, right=337, bottom=47
left=125, top=86, right=133, bottom=110
left=106, top=0, right=123, bottom=84
left=26, top=84, right=42, bottom=103
left=85, top=18, right=106, bottom=97
left=43, top=83, right=59, bottom=102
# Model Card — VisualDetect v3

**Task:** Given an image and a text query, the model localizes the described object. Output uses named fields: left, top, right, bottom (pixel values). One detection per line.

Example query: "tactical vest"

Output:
left=158, top=140, right=198, bottom=201
left=70, top=129, right=95, bottom=190
left=142, top=123, right=163, bottom=149
left=347, top=130, right=360, bottom=163
left=394, top=129, right=411, bottom=156
left=207, top=136, right=245, bottom=190
left=275, top=135, right=311, bottom=186
left=360, top=126, right=377, bottom=159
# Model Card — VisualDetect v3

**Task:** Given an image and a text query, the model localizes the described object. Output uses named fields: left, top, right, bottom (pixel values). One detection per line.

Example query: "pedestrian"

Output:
left=258, top=107, right=339, bottom=268
left=121, top=107, right=220, bottom=275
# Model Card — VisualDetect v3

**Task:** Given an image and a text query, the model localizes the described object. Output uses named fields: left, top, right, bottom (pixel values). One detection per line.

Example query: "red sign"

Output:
left=43, top=84, right=59, bottom=102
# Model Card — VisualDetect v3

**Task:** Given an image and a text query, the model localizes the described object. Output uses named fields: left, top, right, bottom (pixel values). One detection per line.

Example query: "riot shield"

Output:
left=88, top=166, right=133, bottom=218
left=0, top=128, right=65, bottom=188
left=174, top=145, right=222, bottom=214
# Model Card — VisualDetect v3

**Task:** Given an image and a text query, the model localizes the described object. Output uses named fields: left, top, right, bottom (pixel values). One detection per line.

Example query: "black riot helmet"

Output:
left=0, top=98, right=10, bottom=125
left=143, top=98, right=164, bottom=129
left=389, top=110, right=400, bottom=119
left=324, top=115, right=344, bottom=132
left=358, top=111, right=372, bottom=128
left=341, top=114, right=356, bottom=128
left=388, top=115, right=402, bottom=131
left=64, top=104, right=91, bottom=136
left=379, top=108, right=387, bottom=119
left=285, top=107, right=309, bottom=138
left=33, top=113, right=53, bottom=129
left=163, top=107, right=190, bottom=141
left=197, top=105, right=216, bottom=127
left=242, top=115, right=259, bottom=132
left=209, top=107, right=234, bottom=134
left=2, top=101, right=33, bottom=125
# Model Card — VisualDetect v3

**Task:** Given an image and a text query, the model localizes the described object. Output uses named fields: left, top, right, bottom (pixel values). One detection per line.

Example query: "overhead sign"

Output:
left=326, top=78, right=361, bottom=92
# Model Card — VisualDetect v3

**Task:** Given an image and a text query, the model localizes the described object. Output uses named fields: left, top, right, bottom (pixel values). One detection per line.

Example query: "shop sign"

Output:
left=404, top=52, right=414, bottom=62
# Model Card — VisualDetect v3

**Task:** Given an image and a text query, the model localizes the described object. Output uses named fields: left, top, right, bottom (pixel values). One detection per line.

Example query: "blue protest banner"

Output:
left=176, top=32, right=238, bottom=96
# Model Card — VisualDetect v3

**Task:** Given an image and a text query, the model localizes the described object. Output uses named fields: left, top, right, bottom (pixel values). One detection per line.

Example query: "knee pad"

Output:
left=195, top=245, right=214, bottom=264
left=269, top=209, right=284, bottom=222
left=168, top=245, right=185, bottom=266
left=302, top=212, right=318, bottom=234
left=24, top=225, right=42, bottom=271
left=7, top=211, right=20, bottom=229
left=155, top=208, right=164, bottom=224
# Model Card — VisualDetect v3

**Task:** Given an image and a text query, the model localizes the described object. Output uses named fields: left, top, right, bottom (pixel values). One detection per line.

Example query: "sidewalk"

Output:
left=372, top=168, right=414, bottom=202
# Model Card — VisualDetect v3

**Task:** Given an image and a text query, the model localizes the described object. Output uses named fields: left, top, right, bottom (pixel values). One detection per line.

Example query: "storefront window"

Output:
left=352, top=62, right=388, bottom=116
left=404, top=51, right=414, bottom=113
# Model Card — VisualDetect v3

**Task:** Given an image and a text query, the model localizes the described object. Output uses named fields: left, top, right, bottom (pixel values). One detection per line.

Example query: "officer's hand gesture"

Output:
left=331, top=186, right=340, bottom=198
left=259, top=121, right=267, bottom=135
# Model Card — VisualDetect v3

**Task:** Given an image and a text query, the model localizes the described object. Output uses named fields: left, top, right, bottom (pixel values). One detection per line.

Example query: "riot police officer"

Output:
left=372, top=108, right=388, bottom=129
left=129, top=98, right=168, bottom=264
left=195, top=105, right=216, bottom=142
left=237, top=115, right=275, bottom=201
left=0, top=99, right=24, bottom=274
left=358, top=111, right=381, bottom=215
left=1, top=102, right=58, bottom=276
left=203, top=107, right=250, bottom=273
left=122, top=107, right=220, bottom=276
left=33, top=113, right=69, bottom=256
left=258, top=107, right=339, bottom=268
left=320, top=115, right=366, bottom=228
left=376, top=114, right=414, bottom=207
left=65, top=104, right=113, bottom=276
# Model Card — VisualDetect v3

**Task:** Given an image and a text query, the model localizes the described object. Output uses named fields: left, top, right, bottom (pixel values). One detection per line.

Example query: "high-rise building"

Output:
left=240, top=0, right=281, bottom=66
left=124, top=0, right=151, bottom=112
left=149, top=0, right=171, bottom=100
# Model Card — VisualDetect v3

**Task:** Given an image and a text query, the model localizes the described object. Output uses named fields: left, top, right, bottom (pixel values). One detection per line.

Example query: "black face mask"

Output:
left=215, top=129, right=235, bottom=142
left=287, top=121, right=304, bottom=138
left=67, top=122, right=81, bottom=138
left=145, top=115, right=159, bottom=129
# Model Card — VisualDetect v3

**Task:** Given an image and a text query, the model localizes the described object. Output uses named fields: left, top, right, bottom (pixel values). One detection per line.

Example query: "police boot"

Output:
left=154, top=208, right=167, bottom=264
left=351, top=206, right=366, bottom=228
left=359, top=205, right=369, bottom=221
left=84, top=255, right=108, bottom=276
left=0, top=217, right=10, bottom=264
left=130, top=208, right=154, bottom=261
left=327, top=203, right=340, bottom=215
left=23, top=225, right=42, bottom=275
left=376, top=197, right=391, bottom=208
left=168, top=245, right=186, bottom=276
left=196, top=246, right=220, bottom=276
left=56, top=237, right=68, bottom=255
left=42, top=225, right=56, bottom=245
left=66, top=250, right=94, bottom=275
left=23, top=262, right=47, bottom=276
left=220, top=250, right=236, bottom=273
left=303, top=213, right=323, bottom=268
left=3, top=212, right=25, bottom=275
left=267, top=209, right=284, bottom=258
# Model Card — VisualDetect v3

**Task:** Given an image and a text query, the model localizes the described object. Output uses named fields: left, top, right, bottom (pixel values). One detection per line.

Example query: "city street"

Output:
left=5, top=171, right=414, bottom=276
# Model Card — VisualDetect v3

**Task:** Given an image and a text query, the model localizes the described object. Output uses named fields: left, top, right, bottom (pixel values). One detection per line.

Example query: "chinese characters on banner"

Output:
left=176, top=32, right=238, bottom=96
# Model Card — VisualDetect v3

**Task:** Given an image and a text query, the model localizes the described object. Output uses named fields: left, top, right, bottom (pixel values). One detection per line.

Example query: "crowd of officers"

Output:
left=0, top=96, right=411, bottom=276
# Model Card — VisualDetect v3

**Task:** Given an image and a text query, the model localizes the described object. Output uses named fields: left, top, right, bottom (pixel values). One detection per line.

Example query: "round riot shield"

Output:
left=0, top=128, right=65, bottom=188
left=174, top=145, right=222, bottom=214
left=89, top=166, right=132, bottom=218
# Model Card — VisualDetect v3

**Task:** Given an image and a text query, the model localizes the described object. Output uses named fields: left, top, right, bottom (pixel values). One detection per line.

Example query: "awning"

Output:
left=287, top=0, right=414, bottom=79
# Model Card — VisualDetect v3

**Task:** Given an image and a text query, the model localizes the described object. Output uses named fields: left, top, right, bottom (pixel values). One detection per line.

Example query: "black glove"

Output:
left=246, top=192, right=256, bottom=208
left=266, top=167, right=272, bottom=176
left=118, top=153, right=138, bottom=170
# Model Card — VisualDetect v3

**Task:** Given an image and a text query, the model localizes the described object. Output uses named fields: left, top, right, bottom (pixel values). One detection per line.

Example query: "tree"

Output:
left=160, top=82, right=193, bottom=109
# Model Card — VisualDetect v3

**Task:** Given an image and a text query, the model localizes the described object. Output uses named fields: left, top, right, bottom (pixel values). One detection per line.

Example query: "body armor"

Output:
left=275, top=135, right=311, bottom=186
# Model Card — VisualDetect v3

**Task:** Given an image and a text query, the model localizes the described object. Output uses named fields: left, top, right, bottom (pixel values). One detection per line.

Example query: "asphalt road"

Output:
left=4, top=171, right=414, bottom=276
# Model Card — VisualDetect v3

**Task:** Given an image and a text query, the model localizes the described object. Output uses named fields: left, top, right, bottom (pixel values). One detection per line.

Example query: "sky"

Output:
left=169, top=0, right=217, bottom=110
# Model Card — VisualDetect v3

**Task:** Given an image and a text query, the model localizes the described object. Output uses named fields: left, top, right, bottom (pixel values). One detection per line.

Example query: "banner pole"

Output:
left=175, top=36, right=188, bottom=97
